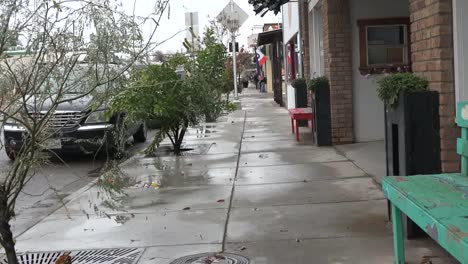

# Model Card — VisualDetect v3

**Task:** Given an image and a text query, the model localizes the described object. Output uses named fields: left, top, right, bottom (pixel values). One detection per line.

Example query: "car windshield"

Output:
left=39, top=64, right=127, bottom=94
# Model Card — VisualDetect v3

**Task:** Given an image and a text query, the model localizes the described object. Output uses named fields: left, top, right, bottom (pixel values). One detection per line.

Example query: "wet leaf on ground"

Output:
left=55, top=253, right=72, bottom=264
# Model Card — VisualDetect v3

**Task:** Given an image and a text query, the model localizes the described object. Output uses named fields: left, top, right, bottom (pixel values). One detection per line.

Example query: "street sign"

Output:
left=185, top=12, right=200, bottom=51
left=217, top=1, right=249, bottom=32
left=229, top=42, right=239, bottom=52
left=248, top=34, right=258, bottom=48
left=218, top=1, right=248, bottom=101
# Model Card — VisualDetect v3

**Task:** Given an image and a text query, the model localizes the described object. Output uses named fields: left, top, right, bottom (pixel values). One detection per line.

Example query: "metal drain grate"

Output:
left=0, top=248, right=144, bottom=264
left=170, top=253, right=249, bottom=264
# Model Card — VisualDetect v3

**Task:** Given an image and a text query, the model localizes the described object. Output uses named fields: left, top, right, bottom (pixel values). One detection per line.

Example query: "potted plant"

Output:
left=378, top=73, right=441, bottom=238
left=291, top=78, right=308, bottom=126
left=307, top=76, right=329, bottom=94
left=377, top=72, right=429, bottom=109
left=291, top=78, right=308, bottom=108
left=308, top=76, right=332, bottom=146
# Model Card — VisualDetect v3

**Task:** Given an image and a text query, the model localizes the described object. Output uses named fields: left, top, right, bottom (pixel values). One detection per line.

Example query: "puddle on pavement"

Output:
left=187, top=126, right=219, bottom=138
left=151, top=144, right=213, bottom=157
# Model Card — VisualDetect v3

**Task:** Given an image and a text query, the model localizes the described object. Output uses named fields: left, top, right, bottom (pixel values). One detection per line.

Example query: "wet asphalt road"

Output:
left=0, top=131, right=155, bottom=237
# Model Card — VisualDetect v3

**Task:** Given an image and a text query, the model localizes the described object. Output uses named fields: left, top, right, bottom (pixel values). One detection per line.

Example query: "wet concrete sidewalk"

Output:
left=11, top=88, right=455, bottom=263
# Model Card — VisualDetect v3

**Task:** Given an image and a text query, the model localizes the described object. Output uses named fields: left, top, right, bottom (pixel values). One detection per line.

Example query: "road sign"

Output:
left=185, top=12, right=200, bottom=51
left=217, top=1, right=249, bottom=32
left=229, top=42, right=239, bottom=52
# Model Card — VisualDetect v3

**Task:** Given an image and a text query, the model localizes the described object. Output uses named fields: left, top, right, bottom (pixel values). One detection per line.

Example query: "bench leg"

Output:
left=291, top=118, right=295, bottom=134
left=296, top=119, right=300, bottom=141
left=391, top=204, right=405, bottom=264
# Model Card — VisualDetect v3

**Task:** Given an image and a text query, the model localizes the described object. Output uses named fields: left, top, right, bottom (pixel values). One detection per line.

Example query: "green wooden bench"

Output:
left=383, top=101, right=468, bottom=264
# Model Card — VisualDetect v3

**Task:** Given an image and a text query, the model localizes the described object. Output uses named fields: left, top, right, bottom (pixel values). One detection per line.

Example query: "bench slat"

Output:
left=383, top=174, right=468, bottom=263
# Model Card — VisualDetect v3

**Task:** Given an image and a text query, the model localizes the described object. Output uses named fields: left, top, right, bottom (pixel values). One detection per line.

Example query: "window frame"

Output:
left=357, top=17, right=411, bottom=75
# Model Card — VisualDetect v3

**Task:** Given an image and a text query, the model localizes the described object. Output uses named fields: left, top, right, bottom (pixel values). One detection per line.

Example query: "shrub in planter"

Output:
left=291, top=78, right=308, bottom=126
left=307, top=76, right=329, bottom=93
left=377, top=73, right=428, bottom=108
left=291, top=78, right=307, bottom=90
left=378, top=73, right=439, bottom=239
left=307, top=76, right=331, bottom=146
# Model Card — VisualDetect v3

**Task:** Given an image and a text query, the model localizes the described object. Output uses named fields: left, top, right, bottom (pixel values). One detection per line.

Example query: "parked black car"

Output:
left=2, top=67, right=146, bottom=160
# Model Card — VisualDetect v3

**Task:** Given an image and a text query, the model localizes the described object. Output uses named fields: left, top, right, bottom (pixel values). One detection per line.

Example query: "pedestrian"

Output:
left=253, top=73, right=259, bottom=90
left=260, top=76, right=266, bottom=93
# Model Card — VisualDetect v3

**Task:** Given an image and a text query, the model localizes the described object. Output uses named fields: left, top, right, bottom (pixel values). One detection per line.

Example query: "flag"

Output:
left=256, top=48, right=267, bottom=67
left=255, top=47, right=266, bottom=79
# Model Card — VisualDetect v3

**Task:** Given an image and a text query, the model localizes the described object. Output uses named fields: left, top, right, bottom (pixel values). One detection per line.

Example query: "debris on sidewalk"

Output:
left=54, top=253, right=72, bottom=264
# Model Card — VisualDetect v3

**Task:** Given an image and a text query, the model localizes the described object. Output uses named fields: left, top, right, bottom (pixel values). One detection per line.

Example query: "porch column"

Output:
left=321, top=0, right=354, bottom=144
left=299, top=0, right=313, bottom=107
left=409, top=0, right=459, bottom=172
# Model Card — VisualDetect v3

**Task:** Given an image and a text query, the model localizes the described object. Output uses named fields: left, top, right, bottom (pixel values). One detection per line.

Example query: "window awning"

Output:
left=257, top=29, right=283, bottom=46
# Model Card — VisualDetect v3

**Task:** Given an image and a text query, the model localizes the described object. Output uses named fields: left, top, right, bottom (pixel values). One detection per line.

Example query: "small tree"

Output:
left=0, top=0, right=169, bottom=262
left=110, top=55, right=204, bottom=155
left=194, top=27, right=231, bottom=122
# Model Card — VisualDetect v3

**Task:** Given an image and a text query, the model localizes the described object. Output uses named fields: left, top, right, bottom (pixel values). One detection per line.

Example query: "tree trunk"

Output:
left=173, top=127, right=187, bottom=155
left=0, top=189, right=18, bottom=263
left=0, top=219, right=18, bottom=264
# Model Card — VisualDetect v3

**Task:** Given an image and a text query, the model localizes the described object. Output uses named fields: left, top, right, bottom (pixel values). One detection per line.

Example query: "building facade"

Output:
left=307, top=0, right=458, bottom=172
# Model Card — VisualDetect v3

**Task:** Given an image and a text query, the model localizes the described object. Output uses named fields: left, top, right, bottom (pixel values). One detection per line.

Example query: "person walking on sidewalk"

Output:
left=259, top=76, right=266, bottom=93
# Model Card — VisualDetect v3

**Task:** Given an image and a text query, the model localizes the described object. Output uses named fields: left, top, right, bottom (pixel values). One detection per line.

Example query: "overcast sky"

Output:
left=131, top=0, right=281, bottom=53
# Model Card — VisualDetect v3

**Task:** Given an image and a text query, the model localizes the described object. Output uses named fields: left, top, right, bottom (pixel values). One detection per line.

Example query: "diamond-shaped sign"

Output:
left=217, top=1, right=249, bottom=32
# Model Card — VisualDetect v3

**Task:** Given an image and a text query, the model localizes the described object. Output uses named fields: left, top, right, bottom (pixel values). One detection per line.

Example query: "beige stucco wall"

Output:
left=266, top=46, right=273, bottom=93
left=350, top=0, right=410, bottom=142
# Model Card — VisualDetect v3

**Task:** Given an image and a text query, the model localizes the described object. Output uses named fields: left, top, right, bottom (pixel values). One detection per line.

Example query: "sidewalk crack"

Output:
left=221, top=109, right=247, bottom=252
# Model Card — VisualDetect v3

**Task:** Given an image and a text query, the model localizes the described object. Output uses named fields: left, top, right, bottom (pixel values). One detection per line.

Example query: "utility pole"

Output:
left=230, top=0, right=238, bottom=100
left=217, top=0, right=248, bottom=101
left=190, top=12, right=195, bottom=55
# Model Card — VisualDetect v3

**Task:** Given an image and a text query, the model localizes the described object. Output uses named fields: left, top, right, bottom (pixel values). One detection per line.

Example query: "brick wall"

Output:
left=409, top=0, right=459, bottom=172
left=321, top=0, right=354, bottom=144
left=298, top=0, right=312, bottom=107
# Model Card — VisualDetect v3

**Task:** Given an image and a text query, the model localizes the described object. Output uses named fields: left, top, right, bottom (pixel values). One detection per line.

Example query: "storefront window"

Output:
left=357, top=17, right=410, bottom=75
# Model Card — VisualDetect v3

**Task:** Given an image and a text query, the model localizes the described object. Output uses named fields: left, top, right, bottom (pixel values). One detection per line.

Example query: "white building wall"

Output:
left=283, top=2, right=300, bottom=109
left=349, top=0, right=409, bottom=142
left=283, top=2, right=300, bottom=43
left=308, top=5, right=324, bottom=78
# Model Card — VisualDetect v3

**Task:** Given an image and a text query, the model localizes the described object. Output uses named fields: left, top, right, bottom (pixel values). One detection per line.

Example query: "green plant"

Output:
left=377, top=73, right=428, bottom=108
left=291, top=78, right=307, bottom=89
left=194, top=27, right=231, bottom=122
left=226, top=102, right=238, bottom=112
left=109, top=55, right=204, bottom=155
left=0, top=0, right=171, bottom=262
left=308, top=76, right=329, bottom=93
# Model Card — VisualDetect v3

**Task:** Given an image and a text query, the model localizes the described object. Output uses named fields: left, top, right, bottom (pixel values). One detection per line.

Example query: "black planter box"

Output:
left=385, top=91, right=441, bottom=238
left=295, top=86, right=308, bottom=127
left=314, top=86, right=332, bottom=146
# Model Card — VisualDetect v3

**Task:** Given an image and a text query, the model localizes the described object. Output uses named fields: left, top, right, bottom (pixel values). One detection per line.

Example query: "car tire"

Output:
left=5, top=148, right=16, bottom=161
left=133, top=123, right=147, bottom=143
